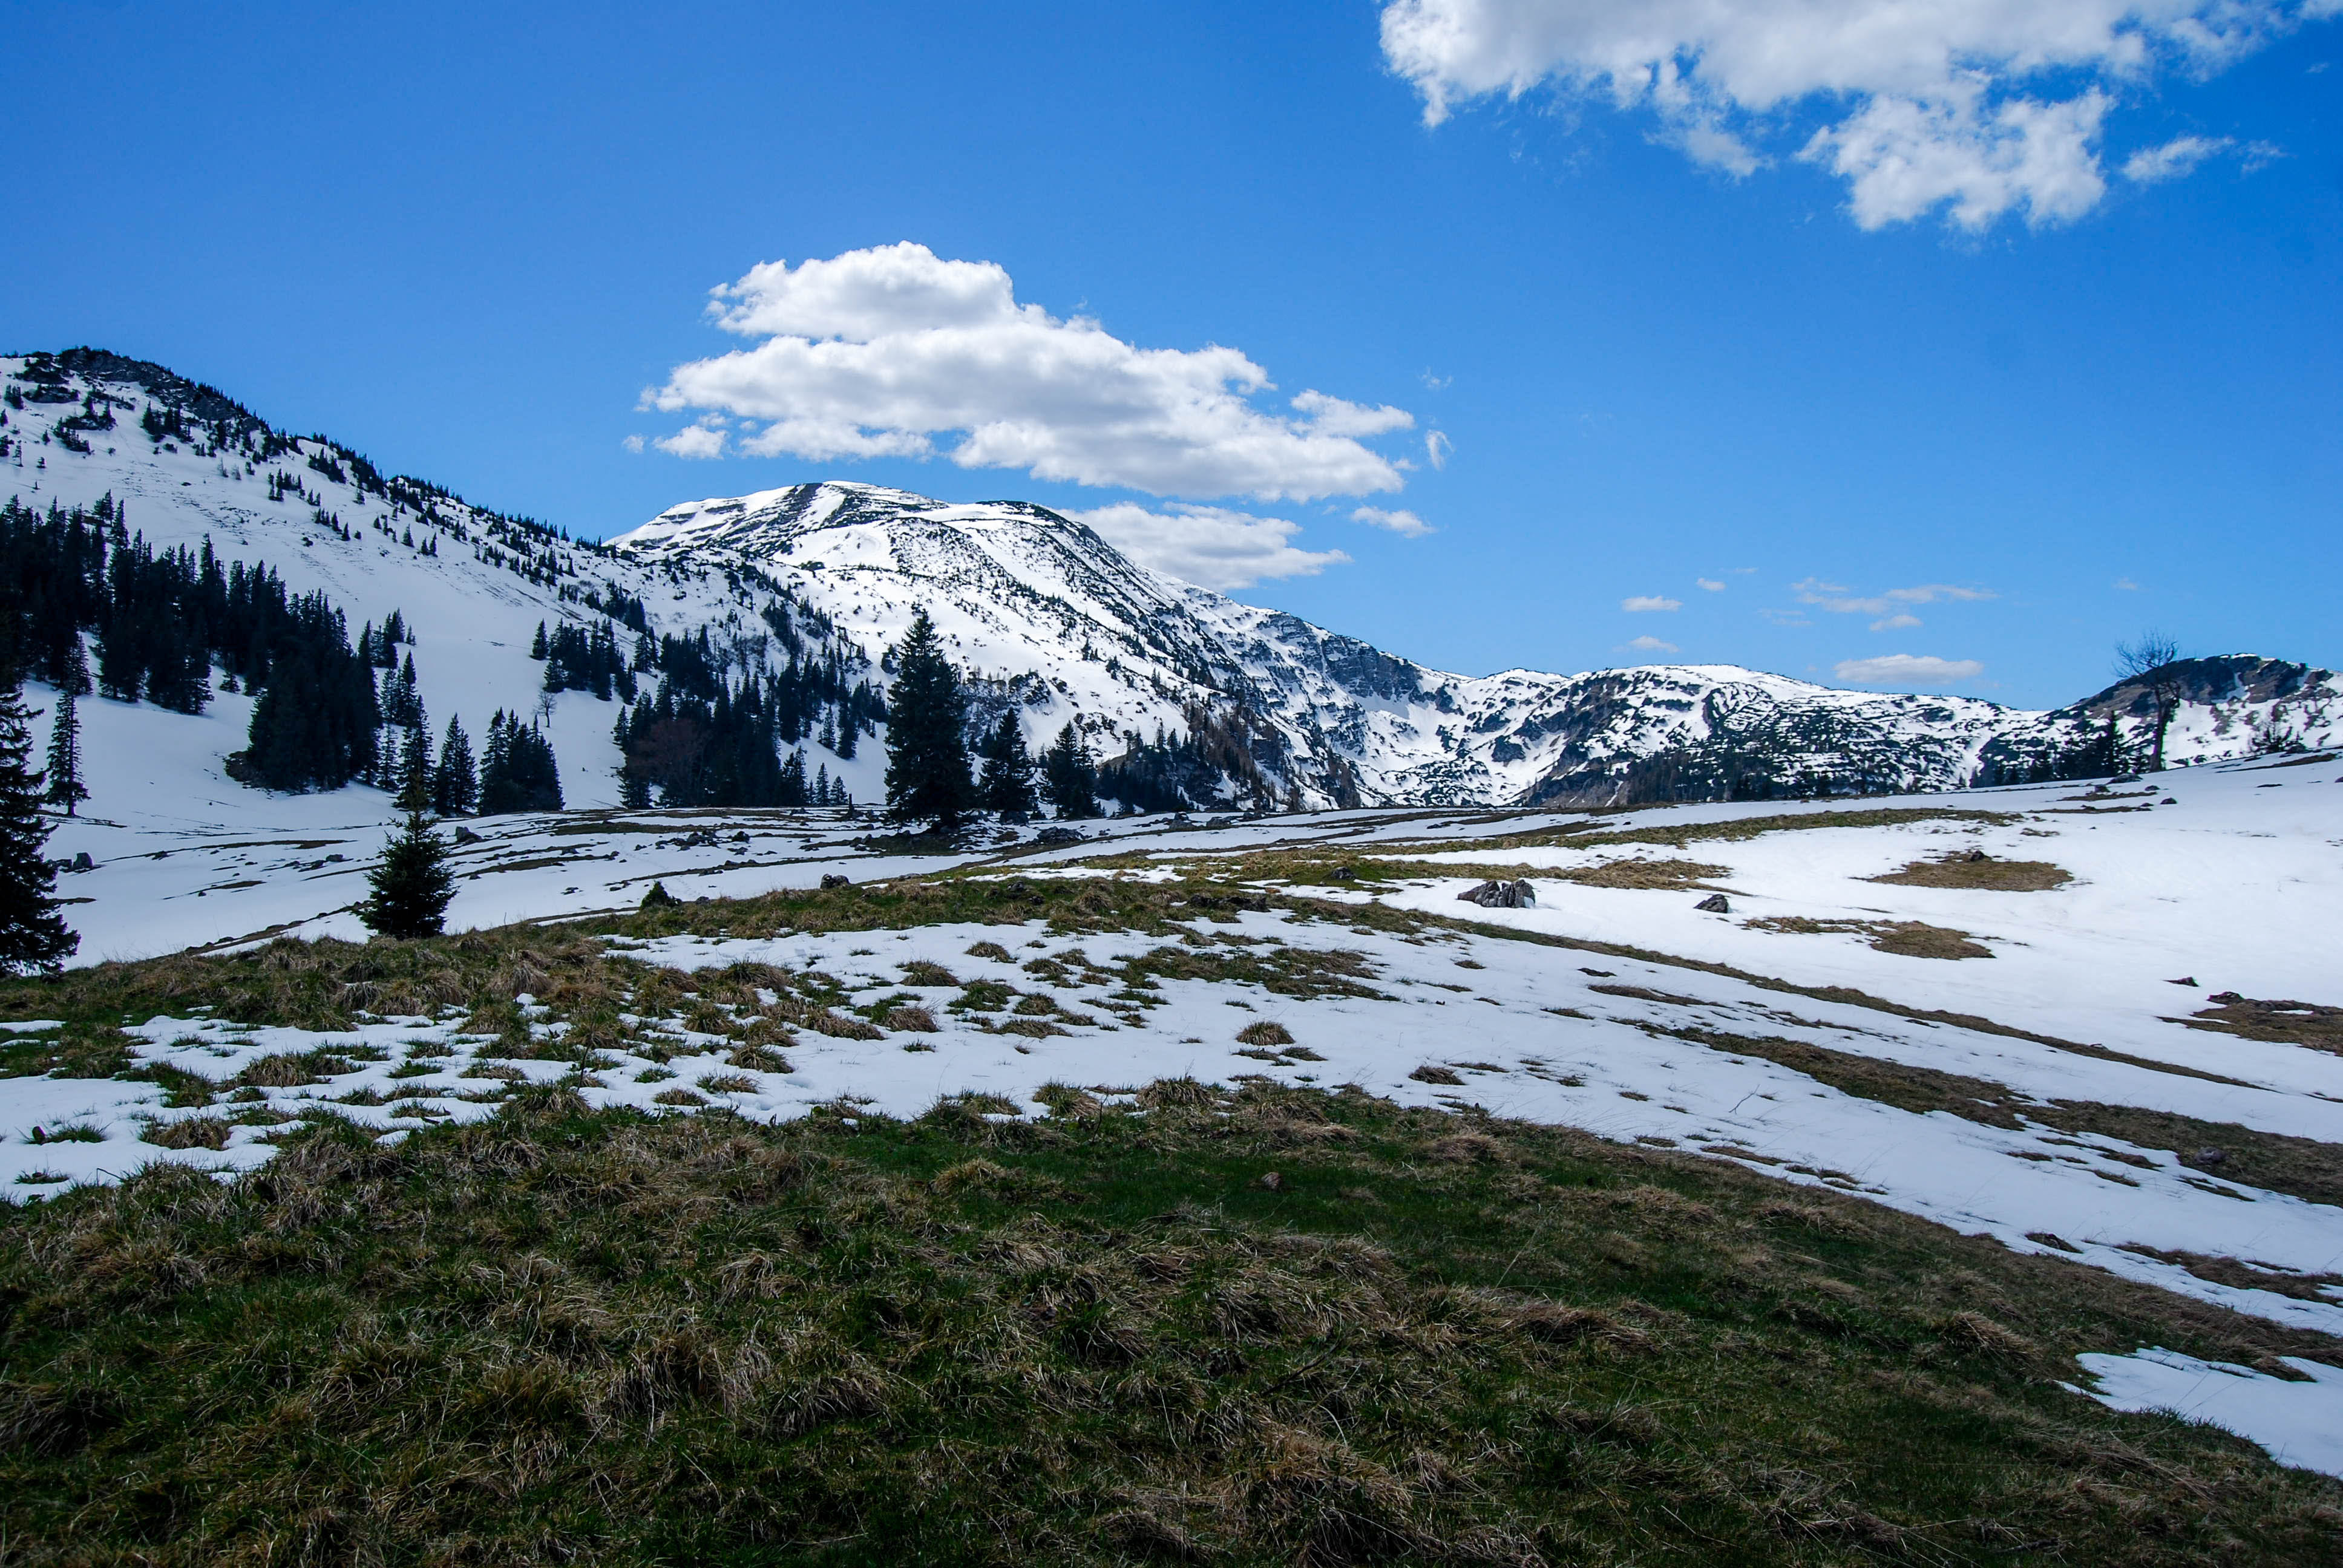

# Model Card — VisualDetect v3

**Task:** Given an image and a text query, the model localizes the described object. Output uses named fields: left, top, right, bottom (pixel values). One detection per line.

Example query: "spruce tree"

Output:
left=882, top=610, right=973, bottom=829
left=43, top=693, right=85, bottom=816
left=0, top=684, right=76, bottom=972
left=976, top=713, right=1038, bottom=818
left=1041, top=722, right=1101, bottom=818
left=433, top=716, right=477, bottom=816
left=356, top=807, right=456, bottom=939
left=396, top=725, right=434, bottom=811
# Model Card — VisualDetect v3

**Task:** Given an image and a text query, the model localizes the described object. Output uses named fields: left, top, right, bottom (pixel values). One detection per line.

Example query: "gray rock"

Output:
left=820, top=873, right=851, bottom=889
left=1695, top=893, right=1730, bottom=913
left=1458, top=880, right=1535, bottom=909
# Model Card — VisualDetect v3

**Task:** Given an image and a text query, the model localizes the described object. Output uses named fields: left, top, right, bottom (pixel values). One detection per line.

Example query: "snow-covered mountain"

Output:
left=6, top=347, right=2338, bottom=813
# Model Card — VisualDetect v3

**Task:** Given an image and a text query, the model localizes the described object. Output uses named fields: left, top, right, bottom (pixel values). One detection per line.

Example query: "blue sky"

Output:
left=5, top=1, right=2337, bottom=707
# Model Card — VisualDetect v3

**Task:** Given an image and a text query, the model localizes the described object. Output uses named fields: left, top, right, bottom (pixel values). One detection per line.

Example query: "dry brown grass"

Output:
left=1869, top=853, right=2073, bottom=891
left=1236, top=1021, right=1294, bottom=1048
left=1743, top=916, right=1992, bottom=959
left=1552, top=857, right=1731, bottom=889
left=2181, top=993, right=2343, bottom=1056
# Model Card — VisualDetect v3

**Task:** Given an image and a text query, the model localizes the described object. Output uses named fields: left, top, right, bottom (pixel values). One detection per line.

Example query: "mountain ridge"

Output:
left=6, top=348, right=2338, bottom=812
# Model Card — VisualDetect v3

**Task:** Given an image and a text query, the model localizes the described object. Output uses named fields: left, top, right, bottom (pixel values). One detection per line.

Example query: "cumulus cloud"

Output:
left=1351, top=506, right=1437, bottom=537
left=1696, top=577, right=1725, bottom=591
left=1622, top=634, right=1680, bottom=653
left=1622, top=594, right=1682, bottom=612
left=1379, top=1, right=2332, bottom=229
left=655, top=423, right=727, bottom=460
left=1794, top=579, right=1994, bottom=615
left=1833, top=653, right=1986, bottom=686
left=1869, top=612, right=1923, bottom=631
left=1072, top=502, right=1349, bottom=591
left=647, top=243, right=1415, bottom=500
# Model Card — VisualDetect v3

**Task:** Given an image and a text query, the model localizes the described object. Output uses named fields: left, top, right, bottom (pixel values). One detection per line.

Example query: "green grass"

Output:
left=2, top=1082, right=2339, bottom=1566
left=2, top=869, right=2341, bottom=1563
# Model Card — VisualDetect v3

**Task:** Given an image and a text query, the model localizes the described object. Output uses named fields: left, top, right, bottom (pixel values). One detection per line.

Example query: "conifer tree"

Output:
left=0, top=684, right=76, bottom=972
left=396, top=725, right=434, bottom=811
left=43, top=693, right=85, bottom=817
left=433, top=716, right=477, bottom=816
left=780, top=748, right=809, bottom=807
left=356, top=806, right=456, bottom=939
left=882, top=610, right=973, bottom=829
left=1041, top=722, right=1101, bottom=818
left=55, top=637, right=90, bottom=698
left=976, top=713, right=1038, bottom=818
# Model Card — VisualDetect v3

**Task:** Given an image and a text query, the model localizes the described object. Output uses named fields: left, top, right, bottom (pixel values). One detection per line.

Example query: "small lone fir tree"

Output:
left=356, top=806, right=457, bottom=939
left=882, top=610, right=973, bottom=829
left=44, top=693, right=87, bottom=817
left=0, top=684, right=77, bottom=972
left=975, top=713, right=1038, bottom=818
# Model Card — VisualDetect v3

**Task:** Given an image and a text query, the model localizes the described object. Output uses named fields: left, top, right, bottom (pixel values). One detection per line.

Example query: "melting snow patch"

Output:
left=2075, top=1347, right=2343, bottom=1479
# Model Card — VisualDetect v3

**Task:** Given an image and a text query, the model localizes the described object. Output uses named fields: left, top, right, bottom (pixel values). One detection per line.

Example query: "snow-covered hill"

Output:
left=7, top=348, right=2339, bottom=819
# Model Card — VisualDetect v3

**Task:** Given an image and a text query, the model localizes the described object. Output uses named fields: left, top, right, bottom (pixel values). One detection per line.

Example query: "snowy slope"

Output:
left=9, top=348, right=2339, bottom=822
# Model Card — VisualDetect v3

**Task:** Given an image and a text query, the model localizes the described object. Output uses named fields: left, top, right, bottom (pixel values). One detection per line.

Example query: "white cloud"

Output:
left=2123, top=134, right=2231, bottom=182
left=1833, top=653, right=1986, bottom=686
left=1351, top=505, right=1436, bottom=537
left=1622, top=634, right=1680, bottom=653
left=655, top=424, right=727, bottom=459
left=621, top=434, right=646, bottom=453
left=1696, top=577, right=1725, bottom=591
left=1072, top=502, right=1349, bottom=591
left=1379, top=1, right=2330, bottom=229
left=2115, top=575, right=2141, bottom=590
left=647, top=242, right=1414, bottom=500
left=1794, top=578, right=1994, bottom=615
left=1622, top=594, right=1682, bottom=612
left=1426, top=430, right=1454, bottom=469
left=1869, top=612, right=1923, bottom=631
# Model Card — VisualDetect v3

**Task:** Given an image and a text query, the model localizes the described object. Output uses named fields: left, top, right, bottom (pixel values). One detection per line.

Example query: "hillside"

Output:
left=10, top=347, right=2339, bottom=826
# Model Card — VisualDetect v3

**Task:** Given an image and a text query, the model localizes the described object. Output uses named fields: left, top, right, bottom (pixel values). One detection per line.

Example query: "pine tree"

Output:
left=433, top=716, right=477, bottom=816
left=43, top=693, right=85, bottom=816
left=0, top=684, right=76, bottom=972
left=1041, top=722, right=1101, bottom=818
left=976, top=713, right=1038, bottom=818
left=882, top=610, right=973, bottom=829
left=356, top=806, right=456, bottom=939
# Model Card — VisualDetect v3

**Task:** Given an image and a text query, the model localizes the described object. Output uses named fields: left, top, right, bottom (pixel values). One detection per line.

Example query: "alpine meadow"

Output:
left=3, top=3, right=2342, bottom=1564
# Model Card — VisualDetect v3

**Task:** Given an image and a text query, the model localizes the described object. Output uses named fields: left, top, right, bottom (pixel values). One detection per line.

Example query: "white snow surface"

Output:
left=2076, top=1348, right=2343, bottom=1480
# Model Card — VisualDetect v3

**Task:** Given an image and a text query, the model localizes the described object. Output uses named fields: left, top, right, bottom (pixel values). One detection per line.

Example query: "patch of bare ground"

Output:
left=2179, top=993, right=2343, bottom=1057
left=2116, top=1246, right=2343, bottom=1306
left=1869, top=852, right=2073, bottom=891
left=1743, top=916, right=1993, bottom=959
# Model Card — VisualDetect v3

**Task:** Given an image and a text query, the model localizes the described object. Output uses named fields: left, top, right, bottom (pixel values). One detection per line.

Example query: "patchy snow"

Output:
left=2076, top=1348, right=2343, bottom=1480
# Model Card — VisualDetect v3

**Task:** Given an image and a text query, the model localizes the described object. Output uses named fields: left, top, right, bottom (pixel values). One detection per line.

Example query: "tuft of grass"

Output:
left=1236, top=1021, right=1295, bottom=1048
left=139, top=1117, right=231, bottom=1151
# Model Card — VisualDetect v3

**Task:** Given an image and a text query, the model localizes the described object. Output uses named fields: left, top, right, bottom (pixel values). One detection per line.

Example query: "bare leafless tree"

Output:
left=2114, top=631, right=2184, bottom=772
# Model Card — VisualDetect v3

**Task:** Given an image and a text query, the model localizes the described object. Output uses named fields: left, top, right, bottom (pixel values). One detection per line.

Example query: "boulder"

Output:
left=1695, top=893, right=1730, bottom=913
left=1458, top=880, right=1535, bottom=909
left=820, top=873, right=851, bottom=890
